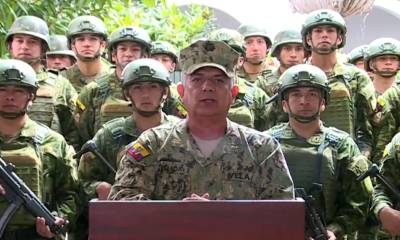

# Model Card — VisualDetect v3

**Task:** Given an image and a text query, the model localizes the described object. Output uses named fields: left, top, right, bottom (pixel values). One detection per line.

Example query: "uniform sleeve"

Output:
left=253, top=87, right=270, bottom=131
left=372, top=135, right=400, bottom=218
left=256, top=136, right=294, bottom=200
left=44, top=134, right=79, bottom=226
left=354, top=71, right=375, bottom=159
left=108, top=131, right=158, bottom=201
left=55, top=75, right=80, bottom=150
left=75, top=84, right=97, bottom=145
left=326, top=137, right=371, bottom=237
left=78, top=126, right=114, bottom=201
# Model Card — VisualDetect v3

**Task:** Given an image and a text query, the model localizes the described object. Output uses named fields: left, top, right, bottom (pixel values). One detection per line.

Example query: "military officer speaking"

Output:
left=108, top=40, right=294, bottom=201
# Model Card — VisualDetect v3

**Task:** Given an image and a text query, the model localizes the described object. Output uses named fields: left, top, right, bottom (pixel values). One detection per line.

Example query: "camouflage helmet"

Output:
left=209, top=28, right=245, bottom=55
left=67, top=15, right=108, bottom=47
left=301, top=9, right=347, bottom=50
left=237, top=24, right=272, bottom=47
left=271, top=30, right=303, bottom=57
left=6, top=16, right=50, bottom=49
left=151, top=41, right=178, bottom=63
left=108, top=26, right=152, bottom=62
left=46, top=35, right=76, bottom=59
left=348, top=45, right=368, bottom=64
left=122, top=58, right=171, bottom=88
left=278, top=64, right=330, bottom=103
left=0, top=59, right=38, bottom=91
left=364, top=38, right=400, bottom=71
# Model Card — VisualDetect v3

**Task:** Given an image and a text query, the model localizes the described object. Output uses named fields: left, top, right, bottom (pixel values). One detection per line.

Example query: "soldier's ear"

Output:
left=177, top=83, right=184, bottom=98
left=282, top=100, right=289, bottom=113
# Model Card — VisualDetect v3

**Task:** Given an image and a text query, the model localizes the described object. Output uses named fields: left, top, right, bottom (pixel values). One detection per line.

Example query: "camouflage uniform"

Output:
left=228, top=77, right=269, bottom=130
left=266, top=123, right=371, bottom=237
left=109, top=40, right=294, bottom=201
left=79, top=113, right=179, bottom=200
left=0, top=59, right=78, bottom=239
left=365, top=38, right=400, bottom=164
left=371, top=132, right=400, bottom=239
left=208, top=28, right=270, bottom=130
left=60, top=59, right=111, bottom=93
left=265, top=64, right=371, bottom=238
left=62, top=16, right=112, bottom=93
left=5, top=16, right=79, bottom=149
left=109, top=119, right=294, bottom=201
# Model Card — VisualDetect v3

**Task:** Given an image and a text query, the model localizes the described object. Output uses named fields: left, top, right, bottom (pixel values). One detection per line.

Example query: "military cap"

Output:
left=179, top=40, right=239, bottom=77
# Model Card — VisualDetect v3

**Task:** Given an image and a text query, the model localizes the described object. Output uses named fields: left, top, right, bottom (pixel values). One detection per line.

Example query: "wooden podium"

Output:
left=89, top=199, right=304, bottom=240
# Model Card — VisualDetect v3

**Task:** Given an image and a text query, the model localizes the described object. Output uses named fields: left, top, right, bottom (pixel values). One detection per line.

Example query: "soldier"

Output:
left=365, top=38, right=400, bottom=96
left=208, top=28, right=270, bottom=130
left=108, top=40, right=294, bottom=201
left=258, top=29, right=307, bottom=97
left=265, top=64, right=371, bottom=239
left=75, top=26, right=151, bottom=144
left=237, top=24, right=273, bottom=84
left=79, top=58, right=179, bottom=200
left=150, top=40, right=186, bottom=118
left=151, top=40, right=178, bottom=73
left=261, top=29, right=308, bottom=129
left=370, top=38, right=400, bottom=165
left=76, top=59, right=179, bottom=239
left=372, top=133, right=400, bottom=237
left=6, top=15, right=78, bottom=149
left=0, top=59, right=78, bottom=239
left=46, top=35, right=77, bottom=71
left=62, top=15, right=112, bottom=93
left=300, top=9, right=376, bottom=159
left=348, top=44, right=368, bottom=71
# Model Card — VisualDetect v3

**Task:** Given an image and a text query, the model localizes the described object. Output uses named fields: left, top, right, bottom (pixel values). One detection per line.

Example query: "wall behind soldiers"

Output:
left=172, top=0, right=400, bottom=53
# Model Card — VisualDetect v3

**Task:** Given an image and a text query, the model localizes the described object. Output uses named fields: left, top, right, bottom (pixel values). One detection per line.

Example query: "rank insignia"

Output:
left=127, top=143, right=150, bottom=161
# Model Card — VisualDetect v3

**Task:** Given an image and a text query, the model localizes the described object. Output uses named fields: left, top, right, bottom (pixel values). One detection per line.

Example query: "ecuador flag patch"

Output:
left=127, top=143, right=150, bottom=161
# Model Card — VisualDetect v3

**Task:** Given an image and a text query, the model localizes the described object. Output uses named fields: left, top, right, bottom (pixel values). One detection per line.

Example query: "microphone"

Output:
left=357, top=164, right=379, bottom=181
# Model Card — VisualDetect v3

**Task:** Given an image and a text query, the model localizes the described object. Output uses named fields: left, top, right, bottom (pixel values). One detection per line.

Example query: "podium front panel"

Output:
left=89, top=200, right=304, bottom=240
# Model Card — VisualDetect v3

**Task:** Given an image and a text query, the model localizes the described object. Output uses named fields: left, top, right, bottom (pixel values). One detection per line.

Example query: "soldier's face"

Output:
left=46, top=54, right=74, bottom=70
left=370, top=55, right=400, bottom=76
left=353, top=59, right=365, bottom=70
left=71, top=34, right=106, bottom=61
left=278, top=43, right=306, bottom=68
left=181, top=67, right=237, bottom=117
left=112, top=41, right=144, bottom=69
left=9, top=34, right=42, bottom=63
left=245, top=36, right=268, bottom=64
left=0, top=85, right=32, bottom=116
left=152, top=54, right=176, bottom=73
left=307, top=25, right=342, bottom=54
left=126, top=82, right=165, bottom=112
left=282, top=87, right=325, bottom=117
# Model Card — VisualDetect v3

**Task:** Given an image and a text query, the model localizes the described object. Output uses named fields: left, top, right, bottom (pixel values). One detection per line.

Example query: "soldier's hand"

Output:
left=0, top=184, right=5, bottom=195
left=379, top=206, right=400, bottom=236
left=182, top=193, right=210, bottom=201
left=96, top=182, right=112, bottom=200
left=36, top=216, right=64, bottom=238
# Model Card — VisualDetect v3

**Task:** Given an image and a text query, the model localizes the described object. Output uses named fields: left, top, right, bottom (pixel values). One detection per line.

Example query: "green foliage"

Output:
left=0, top=0, right=215, bottom=57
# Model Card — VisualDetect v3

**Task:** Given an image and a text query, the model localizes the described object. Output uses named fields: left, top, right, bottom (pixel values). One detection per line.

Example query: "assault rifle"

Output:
left=0, top=157, right=67, bottom=237
left=295, top=187, right=328, bottom=240
left=73, top=140, right=116, bottom=174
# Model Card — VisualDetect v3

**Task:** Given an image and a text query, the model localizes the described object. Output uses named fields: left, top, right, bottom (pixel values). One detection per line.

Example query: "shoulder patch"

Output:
left=127, top=143, right=151, bottom=162
left=76, top=99, right=86, bottom=111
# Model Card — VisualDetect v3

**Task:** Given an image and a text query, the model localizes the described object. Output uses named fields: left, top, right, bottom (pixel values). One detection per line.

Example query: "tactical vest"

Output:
left=228, top=83, right=256, bottom=128
left=95, top=77, right=131, bottom=132
left=29, top=72, right=61, bottom=133
left=0, top=126, right=49, bottom=230
left=271, top=127, right=342, bottom=223
left=321, top=74, right=354, bottom=137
